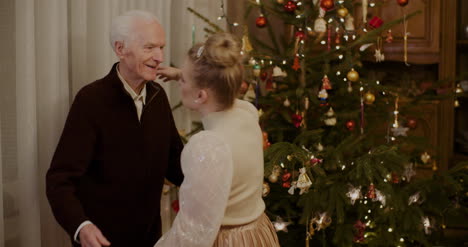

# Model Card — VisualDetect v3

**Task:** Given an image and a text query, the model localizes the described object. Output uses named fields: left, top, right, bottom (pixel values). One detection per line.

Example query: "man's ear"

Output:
left=114, top=41, right=125, bottom=59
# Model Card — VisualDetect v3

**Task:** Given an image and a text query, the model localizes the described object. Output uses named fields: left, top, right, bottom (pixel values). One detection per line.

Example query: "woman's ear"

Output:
left=197, top=89, right=209, bottom=104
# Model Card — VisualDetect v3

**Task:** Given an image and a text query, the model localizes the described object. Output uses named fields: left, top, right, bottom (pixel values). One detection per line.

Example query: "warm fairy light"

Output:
left=280, top=162, right=285, bottom=168
left=336, top=71, right=341, bottom=75
left=328, top=18, right=333, bottom=23
left=370, top=2, right=376, bottom=7
left=233, top=22, right=239, bottom=26
left=338, top=55, right=343, bottom=59
left=400, top=238, right=404, bottom=242
left=344, top=35, right=349, bottom=41
left=376, top=80, right=380, bottom=85
left=343, top=78, right=347, bottom=81
left=388, top=228, right=393, bottom=232
left=336, top=46, right=340, bottom=50
left=368, top=209, right=371, bottom=213
left=340, top=18, right=345, bottom=23
left=282, top=60, right=287, bottom=64
left=321, top=40, right=326, bottom=45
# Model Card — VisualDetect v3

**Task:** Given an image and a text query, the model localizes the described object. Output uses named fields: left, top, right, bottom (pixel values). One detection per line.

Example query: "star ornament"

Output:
left=391, top=126, right=409, bottom=137
left=403, top=163, right=416, bottom=182
left=273, top=216, right=291, bottom=232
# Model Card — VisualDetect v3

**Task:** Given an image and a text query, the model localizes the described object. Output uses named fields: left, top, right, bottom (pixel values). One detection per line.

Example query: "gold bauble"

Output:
left=287, top=155, right=293, bottom=161
left=277, top=0, right=285, bottom=4
left=337, top=7, right=349, bottom=17
left=347, top=68, right=359, bottom=82
left=364, top=92, right=376, bottom=104
left=268, top=174, right=279, bottom=183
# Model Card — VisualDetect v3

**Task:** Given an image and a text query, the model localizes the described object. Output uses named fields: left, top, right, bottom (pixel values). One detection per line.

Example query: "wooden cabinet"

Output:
left=357, top=0, right=441, bottom=64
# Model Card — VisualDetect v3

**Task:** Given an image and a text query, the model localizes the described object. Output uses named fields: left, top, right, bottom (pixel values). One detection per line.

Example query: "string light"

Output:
left=320, top=40, right=326, bottom=45
left=388, top=228, right=393, bottom=232
left=370, top=2, right=376, bottom=7
left=282, top=60, right=287, bottom=64
left=336, top=71, right=341, bottom=75
left=338, top=55, right=343, bottom=59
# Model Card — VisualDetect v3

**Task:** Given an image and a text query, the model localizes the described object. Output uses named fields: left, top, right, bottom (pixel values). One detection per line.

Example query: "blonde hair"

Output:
left=188, top=33, right=243, bottom=109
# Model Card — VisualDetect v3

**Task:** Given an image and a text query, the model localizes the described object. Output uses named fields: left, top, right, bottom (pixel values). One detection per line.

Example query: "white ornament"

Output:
left=346, top=185, right=362, bottom=205
left=273, top=66, right=287, bottom=77
left=288, top=181, right=297, bottom=195
left=391, top=126, right=409, bottom=136
left=273, top=216, right=291, bottom=232
left=422, top=216, right=432, bottom=235
left=314, top=18, right=327, bottom=33
left=316, top=142, right=324, bottom=151
left=403, top=163, right=416, bottom=182
left=345, top=15, right=355, bottom=31
left=408, top=192, right=423, bottom=205
left=324, top=117, right=337, bottom=126
left=373, top=189, right=386, bottom=206
left=374, top=49, right=385, bottom=62
left=296, top=167, right=312, bottom=195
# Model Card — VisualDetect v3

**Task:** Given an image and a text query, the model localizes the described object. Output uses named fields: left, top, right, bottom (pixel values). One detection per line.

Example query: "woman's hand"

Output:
left=157, top=65, right=182, bottom=82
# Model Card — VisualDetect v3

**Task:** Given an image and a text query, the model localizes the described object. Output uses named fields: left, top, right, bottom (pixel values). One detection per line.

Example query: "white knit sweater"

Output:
left=155, top=99, right=265, bottom=247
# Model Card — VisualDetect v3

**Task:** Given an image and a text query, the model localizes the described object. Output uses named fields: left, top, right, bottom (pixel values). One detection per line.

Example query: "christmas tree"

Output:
left=187, top=0, right=468, bottom=246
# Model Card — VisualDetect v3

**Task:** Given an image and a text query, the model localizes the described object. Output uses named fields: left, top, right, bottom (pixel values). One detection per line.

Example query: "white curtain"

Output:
left=0, top=0, right=225, bottom=246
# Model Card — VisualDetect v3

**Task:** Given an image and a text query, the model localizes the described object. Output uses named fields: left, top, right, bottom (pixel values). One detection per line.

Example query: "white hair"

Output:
left=109, top=10, right=159, bottom=51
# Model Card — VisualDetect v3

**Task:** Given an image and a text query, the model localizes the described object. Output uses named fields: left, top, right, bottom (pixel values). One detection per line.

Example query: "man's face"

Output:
left=120, top=20, right=165, bottom=83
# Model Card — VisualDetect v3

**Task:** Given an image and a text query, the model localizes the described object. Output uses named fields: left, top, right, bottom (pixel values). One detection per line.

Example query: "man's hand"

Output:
left=157, top=65, right=182, bottom=82
left=79, top=224, right=111, bottom=247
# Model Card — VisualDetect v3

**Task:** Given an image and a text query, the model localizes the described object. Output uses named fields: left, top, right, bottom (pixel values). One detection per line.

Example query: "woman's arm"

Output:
left=155, top=131, right=233, bottom=247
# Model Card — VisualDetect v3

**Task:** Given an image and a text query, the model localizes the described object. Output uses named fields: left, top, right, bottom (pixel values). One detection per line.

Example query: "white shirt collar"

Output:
left=116, top=64, right=147, bottom=105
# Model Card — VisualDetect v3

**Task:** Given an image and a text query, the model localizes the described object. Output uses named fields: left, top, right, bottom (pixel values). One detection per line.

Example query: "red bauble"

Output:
left=295, top=30, right=306, bottom=40
left=396, top=0, right=409, bottom=7
left=282, top=171, right=292, bottom=181
left=346, top=120, right=356, bottom=131
left=260, top=71, right=268, bottom=81
left=171, top=199, right=180, bottom=213
left=282, top=181, right=291, bottom=188
left=369, top=16, right=384, bottom=29
left=310, top=158, right=323, bottom=165
left=256, top=16, right=267, bottom=28
left=320, top=0, right=335, bottom=11
left=406, top=118, right=418, bottom=129
left=292, top=113, right=303, bottom=128
left=283, top=1, right=297, bottom=12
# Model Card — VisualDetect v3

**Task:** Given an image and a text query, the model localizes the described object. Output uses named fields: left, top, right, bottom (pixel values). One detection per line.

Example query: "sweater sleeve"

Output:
left=155, top=131, right=233, bottom=247
left=45, top=88, right=96, bottom=237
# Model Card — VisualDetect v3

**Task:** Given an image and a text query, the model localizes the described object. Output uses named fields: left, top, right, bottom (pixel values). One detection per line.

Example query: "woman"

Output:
left=154, top=33, right=280, bottom=246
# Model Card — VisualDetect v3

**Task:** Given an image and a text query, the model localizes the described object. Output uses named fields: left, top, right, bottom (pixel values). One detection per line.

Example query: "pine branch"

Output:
left=187, top=7, right=225, bottom=33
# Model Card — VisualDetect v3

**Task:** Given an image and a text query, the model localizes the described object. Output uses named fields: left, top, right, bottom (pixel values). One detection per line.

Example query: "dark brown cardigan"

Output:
left=46, top=63, right=184, bottom=247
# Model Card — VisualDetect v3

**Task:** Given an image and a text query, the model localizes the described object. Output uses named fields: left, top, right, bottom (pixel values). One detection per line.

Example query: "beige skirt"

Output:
left=213, top=213, right=280, bottom=247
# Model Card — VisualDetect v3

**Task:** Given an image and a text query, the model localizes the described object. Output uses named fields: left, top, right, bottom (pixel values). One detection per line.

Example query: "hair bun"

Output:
left=203, top=33, right=241, bottom=68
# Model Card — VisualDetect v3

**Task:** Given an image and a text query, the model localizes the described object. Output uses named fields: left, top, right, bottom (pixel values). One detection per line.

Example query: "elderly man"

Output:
left=46, top=10, right=183, bottom=247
